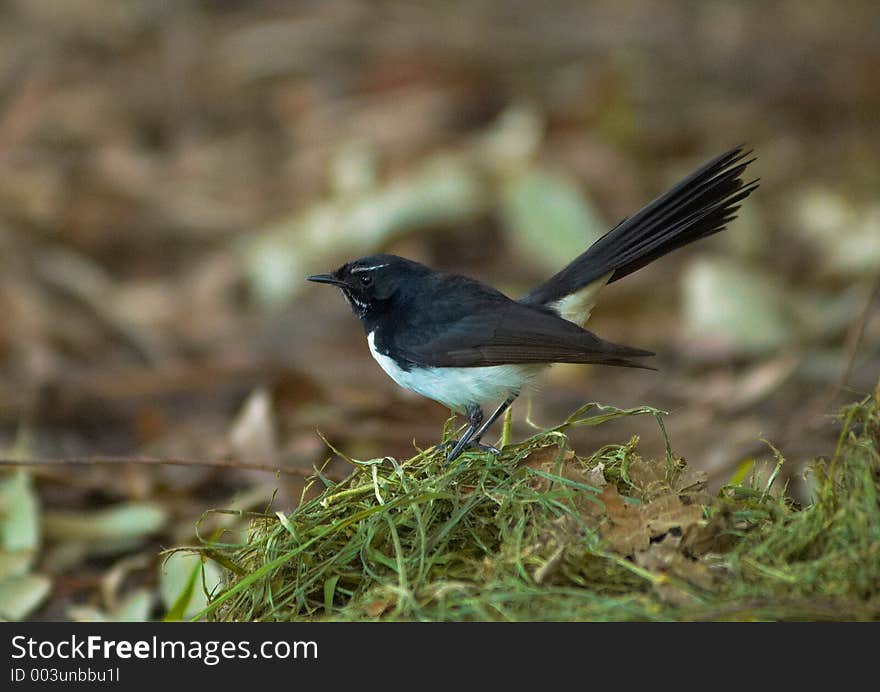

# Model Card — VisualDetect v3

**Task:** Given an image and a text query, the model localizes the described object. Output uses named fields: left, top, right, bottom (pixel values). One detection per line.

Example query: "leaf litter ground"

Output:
left=193, top=396, right=880, bottom=621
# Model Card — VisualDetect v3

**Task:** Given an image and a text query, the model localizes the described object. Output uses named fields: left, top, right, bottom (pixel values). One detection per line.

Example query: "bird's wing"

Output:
left=396, top=296, right=654, bottom=369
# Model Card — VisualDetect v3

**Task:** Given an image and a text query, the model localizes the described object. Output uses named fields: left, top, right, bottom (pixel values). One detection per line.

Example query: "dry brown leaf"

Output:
left=599, top=486, right=705, bottom=558
left=599, top=477, right=717, bottom=605
left=625, top=456, right=711, bottom=505
left=672, top=465, right=711, bottom=506
left=641, top=495, right=704, bottom=538
left=598, top=486, right=650, bottom=555
left=635, top=536, right=717, bottom=607
left=681, top=506, right=738, bottom=556
left=626, top=457, right=668, bottom=499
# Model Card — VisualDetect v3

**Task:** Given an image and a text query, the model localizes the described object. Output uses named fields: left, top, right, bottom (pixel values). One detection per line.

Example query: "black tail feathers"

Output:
left=521, top=146, right=759, bottom=307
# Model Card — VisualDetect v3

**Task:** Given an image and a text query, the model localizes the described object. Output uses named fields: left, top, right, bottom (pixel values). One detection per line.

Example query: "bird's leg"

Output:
left=471, top=393, right=519, bottom=447
left=445, top=396, right=519, bottom=462
left=445, top=404, right=483, bottom=462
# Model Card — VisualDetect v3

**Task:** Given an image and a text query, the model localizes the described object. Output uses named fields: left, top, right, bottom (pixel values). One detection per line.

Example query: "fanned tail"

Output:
left=521, top=146, right=759, bottom=307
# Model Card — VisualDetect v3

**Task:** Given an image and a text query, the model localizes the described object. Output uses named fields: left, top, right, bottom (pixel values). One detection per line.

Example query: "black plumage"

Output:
left=521, top=146, right=758, bottom=306
left=371, top=269, right=654, bottom=369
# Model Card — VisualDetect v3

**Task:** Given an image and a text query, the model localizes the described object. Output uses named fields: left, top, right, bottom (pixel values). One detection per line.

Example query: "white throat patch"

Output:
left=340, top=287, right=367, bottom=313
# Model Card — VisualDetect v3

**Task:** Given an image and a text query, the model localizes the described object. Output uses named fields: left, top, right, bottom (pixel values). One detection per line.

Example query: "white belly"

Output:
left=367, top=331, right=537, bottom=413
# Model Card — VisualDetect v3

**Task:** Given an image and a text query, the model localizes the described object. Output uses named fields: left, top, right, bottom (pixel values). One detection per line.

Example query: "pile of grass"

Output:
left=194, top=396, right=880, bottom=621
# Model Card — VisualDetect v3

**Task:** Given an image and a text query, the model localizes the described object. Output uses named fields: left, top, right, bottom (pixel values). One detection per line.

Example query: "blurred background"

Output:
left=0, top=0, right=878, bottom=620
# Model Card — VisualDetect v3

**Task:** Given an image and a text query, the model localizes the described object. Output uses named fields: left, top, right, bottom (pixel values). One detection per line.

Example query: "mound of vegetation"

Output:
left=195, top=396, right=880, bottom=621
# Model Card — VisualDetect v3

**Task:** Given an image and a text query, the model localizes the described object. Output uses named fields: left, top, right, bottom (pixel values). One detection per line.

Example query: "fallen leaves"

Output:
left=520, top=444, right=728, bottom=604
left=599, top=485, right=718, bottom=605
left=600, top=487, right=702, bottom=554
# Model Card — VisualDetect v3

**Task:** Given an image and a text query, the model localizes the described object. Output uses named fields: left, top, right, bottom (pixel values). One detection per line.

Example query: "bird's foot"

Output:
left=443, top=439, right=501, bottom=462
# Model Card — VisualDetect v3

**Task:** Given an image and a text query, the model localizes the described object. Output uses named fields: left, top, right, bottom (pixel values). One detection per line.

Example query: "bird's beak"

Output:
left=307, top=273, right=345, bottom=287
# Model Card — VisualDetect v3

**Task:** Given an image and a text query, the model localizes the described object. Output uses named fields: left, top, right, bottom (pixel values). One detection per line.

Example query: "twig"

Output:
left=829, top=271, right=880, bottom=405
left=0, top=455, right=335, bottom=479
left=812, top=270, right=880, bottom=421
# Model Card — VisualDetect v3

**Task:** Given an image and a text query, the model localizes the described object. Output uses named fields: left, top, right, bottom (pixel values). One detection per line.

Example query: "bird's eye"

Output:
left=359, top=274, right=373, bottom=287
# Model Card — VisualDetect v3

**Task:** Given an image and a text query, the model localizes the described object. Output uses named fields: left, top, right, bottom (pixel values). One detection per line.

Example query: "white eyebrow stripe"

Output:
left=350, top=263, right=389, bottom=273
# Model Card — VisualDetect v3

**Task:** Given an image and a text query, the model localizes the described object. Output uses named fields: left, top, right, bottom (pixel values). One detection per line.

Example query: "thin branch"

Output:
left=821, top=270, right=880, bottom=413
left=0, top=455, right=339, bottom=479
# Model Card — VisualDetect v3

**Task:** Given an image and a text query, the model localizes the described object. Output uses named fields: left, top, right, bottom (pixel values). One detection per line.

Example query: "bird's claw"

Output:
left=442, top=439, right=501, bottom=462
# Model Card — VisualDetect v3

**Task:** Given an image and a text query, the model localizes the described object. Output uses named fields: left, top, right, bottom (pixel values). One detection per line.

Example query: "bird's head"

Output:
left=307, top=254, right=427, bottom=322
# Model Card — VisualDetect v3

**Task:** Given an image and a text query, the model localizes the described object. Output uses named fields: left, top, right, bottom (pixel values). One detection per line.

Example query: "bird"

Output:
left=308, top=146, right=758, bottom=461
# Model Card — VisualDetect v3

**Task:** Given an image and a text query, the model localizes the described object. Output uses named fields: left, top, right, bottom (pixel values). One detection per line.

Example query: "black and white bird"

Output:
left=308, top=147, right=758, bottom=461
